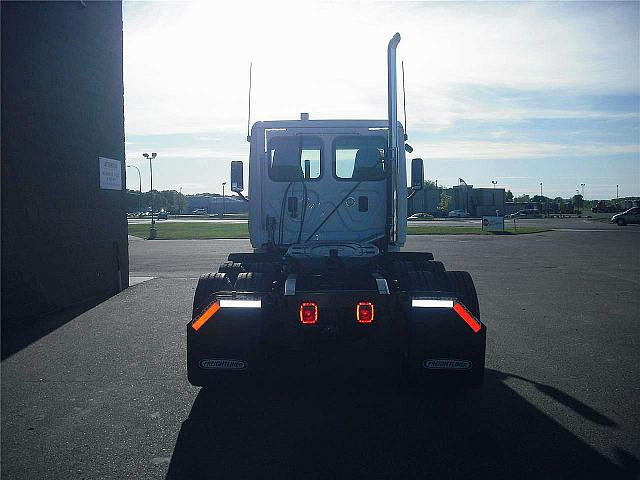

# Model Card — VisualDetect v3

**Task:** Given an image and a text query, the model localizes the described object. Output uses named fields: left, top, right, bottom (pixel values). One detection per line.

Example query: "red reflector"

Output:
left=300, top=302, right=318, bottom=324
left=192, top=301, right=220, bottom=331
left=453, top=303, right=481, bottom=333
left=356, top=302, right=374, bottom=323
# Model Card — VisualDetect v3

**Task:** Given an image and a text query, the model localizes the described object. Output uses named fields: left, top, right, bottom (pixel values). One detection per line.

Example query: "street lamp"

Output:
left=221, top=182, right=227, bottom=218
left=143, top=152, right=157, bottom=239
left=581, top=183, right=585, bottom=197
left=126, top=165, right=142, bottom=213
left=492, top=180, right=497, bottom=206
left=616, top=184, right=619, bottom=200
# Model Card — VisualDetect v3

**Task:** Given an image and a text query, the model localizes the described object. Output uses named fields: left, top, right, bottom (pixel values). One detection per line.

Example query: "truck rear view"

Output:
left=187, top=33, right=486, bottom=389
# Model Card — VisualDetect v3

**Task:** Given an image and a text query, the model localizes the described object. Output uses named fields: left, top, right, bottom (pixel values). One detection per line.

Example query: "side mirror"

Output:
left=230, top=161, right=244, bottom=192
left=411, top=158, right=423, bottom=190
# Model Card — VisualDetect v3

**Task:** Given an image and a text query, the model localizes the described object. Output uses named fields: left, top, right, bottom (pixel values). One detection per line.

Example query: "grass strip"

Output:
left=129, top=222, right=549, bottom=239
left=128, top=222, right=249, bottom=239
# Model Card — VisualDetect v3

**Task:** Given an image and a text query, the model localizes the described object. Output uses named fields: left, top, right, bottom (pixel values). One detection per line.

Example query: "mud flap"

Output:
left=187, top=294, right=265, bottom=387
left=403, top=300, right=486, bottom=387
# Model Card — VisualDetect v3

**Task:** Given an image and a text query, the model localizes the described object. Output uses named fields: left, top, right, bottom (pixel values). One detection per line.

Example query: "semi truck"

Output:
left=187, top=33, right=486, bottom=388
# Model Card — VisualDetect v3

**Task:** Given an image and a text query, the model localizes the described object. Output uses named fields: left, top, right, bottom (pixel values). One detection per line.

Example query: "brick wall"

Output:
left=1, top=1, right=128, bottom=320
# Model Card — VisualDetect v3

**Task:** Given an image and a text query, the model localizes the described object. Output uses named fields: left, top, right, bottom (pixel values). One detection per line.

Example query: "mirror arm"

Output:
left=236, top=191, right=249, bottom=203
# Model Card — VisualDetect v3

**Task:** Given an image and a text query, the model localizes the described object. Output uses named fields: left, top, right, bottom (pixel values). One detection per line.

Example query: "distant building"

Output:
left=407, top=188, right=441, bottom=215
left=409, top=184, right=505, bottom=216
left=186, top=195, right=248, bottom=214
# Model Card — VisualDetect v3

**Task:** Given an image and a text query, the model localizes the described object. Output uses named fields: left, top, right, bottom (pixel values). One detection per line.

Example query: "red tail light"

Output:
left=453, top=303, right=481, bottom=333
left=356, top=302, right=374, bottom=323
left=300, top=302, right=318, bottom=324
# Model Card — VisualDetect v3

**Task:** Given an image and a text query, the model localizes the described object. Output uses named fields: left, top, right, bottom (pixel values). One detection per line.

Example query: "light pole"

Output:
left=540, top=182, right=544, bottom=215
left=143, top=152, right=157, bottom=239
left=581, top=183, right=585, bottom=197
left=576, top=189, right=581, bottom=213
left=616, top=184, right=619, bottom=200
left=127, top=165, right=142, bottom=213
left=221, top=182, right=227, bottom=218
left=492, top=180, right=497, bottom=206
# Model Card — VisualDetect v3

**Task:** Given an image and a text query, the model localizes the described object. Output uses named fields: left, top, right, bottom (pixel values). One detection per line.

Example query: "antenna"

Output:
left=246, top=62, right=252, bottom=142
left=401, top=60, right=408, bottom=141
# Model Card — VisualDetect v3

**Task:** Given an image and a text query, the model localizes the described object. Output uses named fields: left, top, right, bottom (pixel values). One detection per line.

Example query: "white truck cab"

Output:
left=242, top=118, right=408, bottom=254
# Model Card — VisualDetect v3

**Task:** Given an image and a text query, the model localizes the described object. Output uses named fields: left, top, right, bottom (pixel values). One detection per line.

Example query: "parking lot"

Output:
left=2, top=228, right=639, bottom=479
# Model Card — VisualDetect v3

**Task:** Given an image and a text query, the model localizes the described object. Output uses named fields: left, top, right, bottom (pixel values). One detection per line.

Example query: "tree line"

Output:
left=126, top=189, right=187, bottom=214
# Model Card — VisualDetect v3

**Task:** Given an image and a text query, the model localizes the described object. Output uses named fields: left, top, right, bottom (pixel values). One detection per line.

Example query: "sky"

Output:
left=122, top=1, right=640, bottom=200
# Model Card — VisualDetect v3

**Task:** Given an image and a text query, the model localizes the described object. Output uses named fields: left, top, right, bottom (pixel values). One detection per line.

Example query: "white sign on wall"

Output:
left=482, top=216, right=504, bottom=231
left=99, top=157, right=122, bottom=190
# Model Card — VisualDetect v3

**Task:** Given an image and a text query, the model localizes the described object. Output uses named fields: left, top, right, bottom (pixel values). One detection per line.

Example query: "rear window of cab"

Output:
left=266, top=135, right=388, bottom=182
left=267, top=136, right=321, bottom=182
left=333, top=136, right=387, bottom=181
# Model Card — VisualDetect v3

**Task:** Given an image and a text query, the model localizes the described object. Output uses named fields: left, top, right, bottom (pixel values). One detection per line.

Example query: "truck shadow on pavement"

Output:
left=167, top=368, right=637, bottom=479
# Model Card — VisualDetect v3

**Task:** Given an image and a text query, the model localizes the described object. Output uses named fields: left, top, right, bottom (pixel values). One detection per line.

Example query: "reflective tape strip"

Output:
left=219, top=299, right=262, bottom=308
left=412, top=299, right=454, bottom=308
left=192, top=301, right=220, bottom=331
left=453, top=303, right=482, bottom=333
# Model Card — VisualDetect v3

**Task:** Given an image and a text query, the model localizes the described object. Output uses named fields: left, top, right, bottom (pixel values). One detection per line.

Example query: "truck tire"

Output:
left=415, top=261, right=447, bottom=289
left=218, top=261, right=243, bottom=283
left=404, top=270, right=435, bottom=291
left=391, top=261, right=415, bottom=279
left=416, top=260, right=446, bottom=276
left=242, top=262, right=278, bottom=274
left=445, top=271, right=480, bottom=318
left=192, top=273, right=231, bottom=319
left=235, top=272, right=273, bottom=292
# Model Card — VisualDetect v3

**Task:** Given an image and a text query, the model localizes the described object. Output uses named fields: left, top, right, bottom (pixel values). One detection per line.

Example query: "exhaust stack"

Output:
left=387, top=32, right=401, bottom=155
left=386, top=32, right=401, bottom=245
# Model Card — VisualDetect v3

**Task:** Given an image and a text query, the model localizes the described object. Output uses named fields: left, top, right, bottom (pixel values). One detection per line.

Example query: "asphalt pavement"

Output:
left=2, top=228, right=639, bottom=479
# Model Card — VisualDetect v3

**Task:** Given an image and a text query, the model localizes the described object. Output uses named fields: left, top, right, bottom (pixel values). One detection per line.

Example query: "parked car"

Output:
left=448, top=209, right=470, bottom=218
left=507, top=209, right=541, bottom=219
left=611, top=207, right=640, bottom=226
left=191, top=208, right=207, bottom=215
left=157, top=210, right=168, bottom=220
left=408, top=213, right=434, bottom=220
left=592, top=201, right=622, bottom=214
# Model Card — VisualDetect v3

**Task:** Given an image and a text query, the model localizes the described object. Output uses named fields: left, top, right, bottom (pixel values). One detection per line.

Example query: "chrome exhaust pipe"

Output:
left=387, top=32, right=401, bottom=155
left=387, top=32, right=401, bottom=245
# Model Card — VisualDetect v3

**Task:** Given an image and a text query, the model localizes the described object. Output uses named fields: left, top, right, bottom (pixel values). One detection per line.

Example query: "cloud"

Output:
left=418, top=141, right=640, bottom=160
left=126, top=147, right=245, bottom=162
left=122, top=1, right=639, bottom=136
